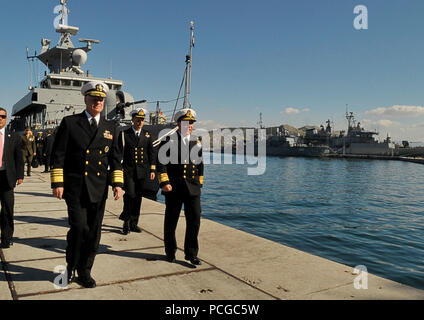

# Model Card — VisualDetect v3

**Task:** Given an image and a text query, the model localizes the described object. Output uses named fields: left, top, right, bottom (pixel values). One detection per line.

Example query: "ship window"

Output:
left=73, top=81, right=81, bottom=87
left=62, top=80, right=71, bottom=86
left=51, top=79, right=60, bottom=86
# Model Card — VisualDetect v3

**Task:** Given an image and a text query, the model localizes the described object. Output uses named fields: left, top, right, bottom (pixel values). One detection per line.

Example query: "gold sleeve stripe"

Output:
left=199, top=176, right=204, bottom=185
left=150, top=165, right=156, bottom=170
left=51, top=169, right=64, bottom=183
left=112, top=170, right=124, bottom=184
left=159, top=173, right=170, bottom=184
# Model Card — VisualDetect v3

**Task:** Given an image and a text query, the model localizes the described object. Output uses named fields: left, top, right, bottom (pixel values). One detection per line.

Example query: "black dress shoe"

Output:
left=129, top=225, right=142, bottom=233
left=78, top=275, right=96, bottom=288
left=123, top=221, right=130, bottom=235
left=67, top=267, right=75, bottom=284
left=185, top=256, right=202, bottom=265
left=166, top=255, right=176, bottom=263
left=0, top=242, right=11, bottom=249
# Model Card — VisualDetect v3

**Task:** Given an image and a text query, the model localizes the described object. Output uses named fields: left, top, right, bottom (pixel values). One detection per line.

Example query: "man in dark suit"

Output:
left=50, top=81, right=123, bottom=288
left=42, top=129, right=54, bottom=173
left=157, top=108, right=204, bottom=266
left=0, top=107, right=24, bottom=249
left=118, top=108, right=156, bottom=235
left=35, top=132, right=44, bottom=167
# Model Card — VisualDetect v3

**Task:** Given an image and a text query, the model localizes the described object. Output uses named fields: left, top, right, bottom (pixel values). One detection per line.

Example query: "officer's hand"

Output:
left=150, top=172, right=155, bottom=180
left=113, top=187, right=123, bottom=200
left=16, top=179, right=23, bottom=186
left=162, top=184, right=172, bottom=192
left=53, top=187, right=64, bottom=200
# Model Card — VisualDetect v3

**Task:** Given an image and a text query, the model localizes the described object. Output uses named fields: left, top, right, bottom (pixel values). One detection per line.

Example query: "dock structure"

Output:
left=1, top=167, right=423, bottom=300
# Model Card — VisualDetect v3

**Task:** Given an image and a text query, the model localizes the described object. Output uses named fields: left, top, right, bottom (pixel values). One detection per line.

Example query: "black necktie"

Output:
left=90, top=118, right=98, bottom=134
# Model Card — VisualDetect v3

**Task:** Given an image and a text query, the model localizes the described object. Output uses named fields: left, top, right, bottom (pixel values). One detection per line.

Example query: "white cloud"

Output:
left=281, top=107, right=311, bottom=115
left=365, top=105, right=424, bottom=118
left=362, top=119, right=400, bottom=128
left=282, top=107, right=300, bottom=115
left=196, top=119, right=227, bottom=131
left=377, top=119, right=399, bottom=127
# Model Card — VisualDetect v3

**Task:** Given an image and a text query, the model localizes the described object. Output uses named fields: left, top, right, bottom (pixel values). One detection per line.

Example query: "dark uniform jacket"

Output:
left=157, top=131, right=204, bottom=196
left=50, top=112, right=123, bottom=203
left=2, top=130, right=24, bottom=189
left=43, top=134, right=54, bottom=157
left=119, top=127, right=156, bottom=181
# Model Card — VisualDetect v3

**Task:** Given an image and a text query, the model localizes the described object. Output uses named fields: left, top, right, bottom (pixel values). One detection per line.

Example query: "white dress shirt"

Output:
left=132, top=127, right=141, bottom=137
left=85, top=111, right=100, bottom=126
left=182, top=134, right=190, bottom=146
left=0, top=127, right=5, bottom=170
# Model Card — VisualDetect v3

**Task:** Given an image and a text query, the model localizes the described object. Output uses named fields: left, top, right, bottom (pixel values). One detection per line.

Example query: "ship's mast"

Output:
left=183, top=21, right=195, bottom=109
left=172, top=21, right=195, bottom=122
left=60, top=0, right=69, bottom=26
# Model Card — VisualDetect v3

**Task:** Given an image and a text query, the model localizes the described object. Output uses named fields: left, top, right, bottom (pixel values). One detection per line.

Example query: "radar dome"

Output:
left=72, top=49, right=87, bottom=66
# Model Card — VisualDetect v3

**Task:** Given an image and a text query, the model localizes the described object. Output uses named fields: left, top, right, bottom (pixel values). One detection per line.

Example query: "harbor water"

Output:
left=159, top=152, right=424, bottom=290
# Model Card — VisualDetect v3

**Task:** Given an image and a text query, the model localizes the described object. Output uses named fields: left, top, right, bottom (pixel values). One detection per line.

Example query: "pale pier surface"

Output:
left=1, top=167, right=423, bottom=300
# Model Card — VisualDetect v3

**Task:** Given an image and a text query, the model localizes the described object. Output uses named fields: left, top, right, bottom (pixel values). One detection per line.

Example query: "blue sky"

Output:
left=1, top=0, right=424, bottom=142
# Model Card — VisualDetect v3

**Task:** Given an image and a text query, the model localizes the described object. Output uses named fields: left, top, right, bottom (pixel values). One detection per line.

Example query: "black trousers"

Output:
left=164, top=185, right=201, bottom=259
left=36, top=148, right=43, bottom=165
left=65, top=187, right=106, bottom=278
left=0, top=172, right=14, bottom=243
left=44, top=155, right=51, bottom=172
left=119, top=175, right=144, bottom=227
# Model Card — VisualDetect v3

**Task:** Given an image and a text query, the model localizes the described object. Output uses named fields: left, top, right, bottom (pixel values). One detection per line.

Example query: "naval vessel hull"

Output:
left=266, top=145, right=330, bottom=157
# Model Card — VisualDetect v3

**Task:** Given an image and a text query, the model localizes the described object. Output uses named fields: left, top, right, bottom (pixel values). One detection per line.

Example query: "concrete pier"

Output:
left=1, top=167, right=423, bottom=300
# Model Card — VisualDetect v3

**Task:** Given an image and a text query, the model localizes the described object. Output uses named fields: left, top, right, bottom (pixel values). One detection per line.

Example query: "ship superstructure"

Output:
left=10, top=0, right=134, bottom=132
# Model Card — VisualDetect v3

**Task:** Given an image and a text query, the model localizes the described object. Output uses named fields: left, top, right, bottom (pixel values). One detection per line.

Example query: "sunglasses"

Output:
left=0, top=115, right=7, bottom=119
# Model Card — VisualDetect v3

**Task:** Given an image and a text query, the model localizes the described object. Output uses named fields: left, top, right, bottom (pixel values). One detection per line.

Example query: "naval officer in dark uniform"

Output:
left=50, top=81, right=123, bottom=288
left=157, top=108, right=204, bottom=266
left=0, top=107, right=24, bottom=249
left=118, top=108, right=156, bottom=235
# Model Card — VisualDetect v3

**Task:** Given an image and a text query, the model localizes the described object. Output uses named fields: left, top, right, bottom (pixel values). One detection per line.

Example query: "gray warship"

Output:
left=302, top=110, right=395, bottom=156
left=9, top=0, right=138, bottom=132
left=9, top=0, right=195, bottom=135
left=9, top=0, right=197, bottom=198
left=266, top=129, right=331, bottom=157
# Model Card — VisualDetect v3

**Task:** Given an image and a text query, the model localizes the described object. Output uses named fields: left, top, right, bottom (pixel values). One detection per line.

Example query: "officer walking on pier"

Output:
left=0, top=107, right=24, bottom=249
left=42, top=129, right=54, bottom=173
left=157, top=108, right=204, bottom=266
left=118, top=108, right=156, bottom=235
left=21, top=128, right=36, bottom=176
left=50, top=81, right=123, bottom=288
